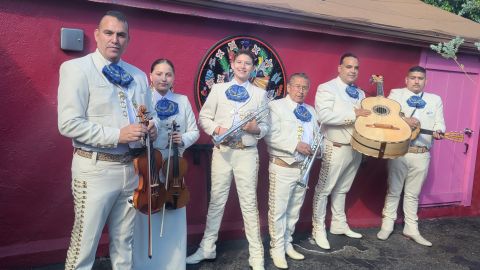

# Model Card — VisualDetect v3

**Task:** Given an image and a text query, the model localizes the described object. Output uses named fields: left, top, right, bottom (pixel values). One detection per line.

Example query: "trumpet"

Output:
left=212, top=90, right=276, bottom=145
left=212, top=102, right=270, bottom=145
left=296, top=124, right=324, bottom=188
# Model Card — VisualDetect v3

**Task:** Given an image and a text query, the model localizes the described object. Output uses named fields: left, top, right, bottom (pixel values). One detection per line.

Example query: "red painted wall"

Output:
left=0, top=0, right=478, bottom=268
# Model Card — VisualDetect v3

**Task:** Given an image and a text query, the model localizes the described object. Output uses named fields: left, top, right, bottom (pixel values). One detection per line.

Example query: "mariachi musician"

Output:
left=133, top=59, right=199, bottom=270
left=57, top=11, right=158, bottom=270
left=187, top=49, right=269, bottom=270
left=312, top=53, right=371, bottom=250
left=264, top=72, right=320, bottom=269
left=377, top=66, right=445, bottom=246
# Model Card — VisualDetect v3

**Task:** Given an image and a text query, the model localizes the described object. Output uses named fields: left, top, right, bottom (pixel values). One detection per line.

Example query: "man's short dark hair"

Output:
left=234, top=49, right=256, bottom=65
left=408, top=65, right=426, bottom=75
left=288, top=72, right=310, bottom=85
left=339, top=52, right=358, bottom=65
left=100, top=10, right=129, bottom=31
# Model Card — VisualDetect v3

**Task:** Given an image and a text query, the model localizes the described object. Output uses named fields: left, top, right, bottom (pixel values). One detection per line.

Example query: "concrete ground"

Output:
left=34, top=217, right=480, bottom=270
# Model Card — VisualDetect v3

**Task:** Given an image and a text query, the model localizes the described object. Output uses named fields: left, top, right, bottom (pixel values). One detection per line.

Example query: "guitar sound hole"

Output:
left=373, top=105, right=390, bottom=115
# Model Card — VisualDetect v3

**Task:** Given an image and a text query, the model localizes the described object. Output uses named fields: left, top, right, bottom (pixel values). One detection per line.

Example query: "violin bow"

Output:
left=159, top=123, right=174, bottom=237
left=138, top=105, right=154, bottom=258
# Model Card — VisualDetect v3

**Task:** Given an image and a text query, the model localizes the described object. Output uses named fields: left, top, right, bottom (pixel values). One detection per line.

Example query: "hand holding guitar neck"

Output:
left=433, top=131, right=443, bottom=140
left=411, top=125, right=464, bottom=143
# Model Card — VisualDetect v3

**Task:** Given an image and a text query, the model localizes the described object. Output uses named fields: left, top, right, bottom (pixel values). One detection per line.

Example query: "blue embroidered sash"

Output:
left=345, top=84, right=359, bottom=99
left=155, top=98, right=179, bottom=120
left=407, top=93, right=426, bottom=109
left=102, top=63, right=133, bottom=87
left=225, top=84, right=250, bottom=102
left=294, top=104, right=312, bottom=122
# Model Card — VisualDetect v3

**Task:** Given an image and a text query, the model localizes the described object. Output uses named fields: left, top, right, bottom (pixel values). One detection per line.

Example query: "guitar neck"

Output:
left=418, top=129, right=464, bottom=143
left=419, top=128, right=435, bottom=135
left=377, top=82, right=384, bottom=97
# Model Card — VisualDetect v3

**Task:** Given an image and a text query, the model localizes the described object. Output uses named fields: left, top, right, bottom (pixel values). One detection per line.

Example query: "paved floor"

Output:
left=34, top=217, right=480, bottom=270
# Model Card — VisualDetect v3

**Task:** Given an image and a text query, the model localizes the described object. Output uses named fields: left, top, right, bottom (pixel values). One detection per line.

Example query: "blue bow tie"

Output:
left=345, top=84, right=359, bottom=99
left=225, top=84, right=250, bottom=102
left=294, top=104, right=312, bottom=122
left=155, top=98, right=179, bottom=120
left=102, top=63, right=133, bottom=87
left=407, top=95, right=426, bottom=109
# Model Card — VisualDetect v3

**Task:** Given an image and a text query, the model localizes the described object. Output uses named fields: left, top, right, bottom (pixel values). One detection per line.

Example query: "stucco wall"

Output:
left=0, top=0, right=478, bottom=267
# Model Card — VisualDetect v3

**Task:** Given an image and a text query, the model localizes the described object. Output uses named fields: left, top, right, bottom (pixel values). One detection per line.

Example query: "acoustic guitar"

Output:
left=411, top=127, right=464, bottom=143
left=351, top=75, right=412, bottom=159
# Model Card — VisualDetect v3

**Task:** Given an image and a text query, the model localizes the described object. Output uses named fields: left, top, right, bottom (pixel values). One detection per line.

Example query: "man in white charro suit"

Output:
left=312, top=53, right=371, bottom=250
left=377, top=66, right=445, bottom=246
left=264, top=73, right=319, bottom=269
left=57, top=11, right=157, bottom=270
left=186, top=50, right=269, bottom=270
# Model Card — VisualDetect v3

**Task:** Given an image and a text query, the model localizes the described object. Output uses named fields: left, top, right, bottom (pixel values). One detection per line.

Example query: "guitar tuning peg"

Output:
left=464, top=128, right=473, bottom=137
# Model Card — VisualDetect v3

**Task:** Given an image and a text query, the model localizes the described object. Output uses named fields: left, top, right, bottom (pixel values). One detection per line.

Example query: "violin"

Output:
left=132, top=105, right=166, bottom=258
left=162, top=120, right=190, bottom=209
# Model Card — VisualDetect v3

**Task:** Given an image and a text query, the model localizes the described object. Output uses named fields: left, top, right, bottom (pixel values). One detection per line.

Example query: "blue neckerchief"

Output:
left=345, top=84, right=359, bottom=99
left=294, top=104, right=312, bottom=122
left=155, top=98, right=179, bottom=120
left=407, top=93, right=426, bottom=109
left=102, top=63, right=133, bottom=87
left=225, top=84, right=250, bottom=102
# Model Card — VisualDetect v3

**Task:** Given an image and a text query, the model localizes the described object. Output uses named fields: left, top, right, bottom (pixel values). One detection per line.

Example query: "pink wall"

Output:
left=0, top=0, right=478, bottom=268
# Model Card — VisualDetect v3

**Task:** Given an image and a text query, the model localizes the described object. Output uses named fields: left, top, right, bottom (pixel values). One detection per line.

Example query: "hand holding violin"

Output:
left=170, top=131, right=184, bottom=146
left=119, top=123, right=148, bottom=143
left=118, top=121, right=157, bottom=143
left=148, top=121, right=158, bottom=141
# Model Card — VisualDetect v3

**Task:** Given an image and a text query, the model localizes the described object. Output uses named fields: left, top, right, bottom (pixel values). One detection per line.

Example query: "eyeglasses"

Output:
left=290, top=84, right=309, bottom=91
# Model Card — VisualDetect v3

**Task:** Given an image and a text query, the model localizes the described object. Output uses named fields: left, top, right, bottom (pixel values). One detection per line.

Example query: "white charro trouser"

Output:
left=65, top=153, right=138, bottom=270
left=312, top=140, right=361, bottom=235
left=199, top=145, right=264, bottom=266
left=133, top=208, right=186, bottom=270
left=381, top=152, right=430, bottom=235
left=133, top=160, right=186, bottom=270
left=268, top=162, right=307, bottom=258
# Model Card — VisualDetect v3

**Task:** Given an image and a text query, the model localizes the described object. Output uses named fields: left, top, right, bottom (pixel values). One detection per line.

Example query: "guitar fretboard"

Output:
left=419, top=128, right=434, bottom=135
left=376, top=81, right=384, bottom=97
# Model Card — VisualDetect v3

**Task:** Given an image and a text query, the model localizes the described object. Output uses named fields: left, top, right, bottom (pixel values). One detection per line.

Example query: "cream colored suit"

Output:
left=264, top=96, right=317, bottom=258
left=151, top=90, right=200, bottom=158
left=195, top=80, right=268, bottom=268
left=133, top=90, right=199, bottom=270
left=58, top=49, right=156, bottom=270
left=381, top=88, right=445, bottom=235
left=313, top=76, right=365, bottom=236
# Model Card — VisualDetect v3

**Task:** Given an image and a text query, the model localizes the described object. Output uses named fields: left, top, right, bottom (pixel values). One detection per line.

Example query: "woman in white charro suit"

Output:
left=133, top=59, right=199, bottom=270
